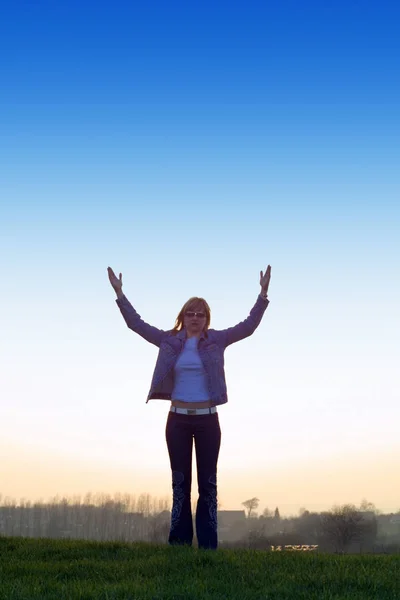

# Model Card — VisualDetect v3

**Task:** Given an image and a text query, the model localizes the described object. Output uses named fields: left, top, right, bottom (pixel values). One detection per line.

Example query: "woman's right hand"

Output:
left=107, top=266, right=123, bottom=293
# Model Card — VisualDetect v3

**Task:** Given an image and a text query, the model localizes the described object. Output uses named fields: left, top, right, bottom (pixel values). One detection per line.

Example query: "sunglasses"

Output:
left=185, top=311, right=206, bottom=319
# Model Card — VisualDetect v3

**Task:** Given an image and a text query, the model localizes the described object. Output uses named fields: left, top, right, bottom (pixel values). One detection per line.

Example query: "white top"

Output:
left=171, top=336, right=211, bottom=402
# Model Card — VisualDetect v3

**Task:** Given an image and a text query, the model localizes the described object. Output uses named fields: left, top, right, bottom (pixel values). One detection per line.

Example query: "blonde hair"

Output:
left=171, top=297, right=211, bottom=337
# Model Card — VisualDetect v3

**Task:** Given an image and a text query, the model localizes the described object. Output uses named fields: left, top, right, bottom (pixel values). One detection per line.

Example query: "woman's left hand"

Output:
left=260, top=265, right=271, bottom=294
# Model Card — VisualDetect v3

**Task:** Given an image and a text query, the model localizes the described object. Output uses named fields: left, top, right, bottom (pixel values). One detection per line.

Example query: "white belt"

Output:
left=170, top=406, right=217, bottom=415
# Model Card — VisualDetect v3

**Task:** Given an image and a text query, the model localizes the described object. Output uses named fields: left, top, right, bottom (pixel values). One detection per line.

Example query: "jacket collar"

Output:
left=176, top=328, right=207, bottom=341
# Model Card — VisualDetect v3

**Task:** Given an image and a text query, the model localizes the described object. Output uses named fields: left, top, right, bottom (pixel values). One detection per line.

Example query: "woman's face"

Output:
left=183, top=303, right=207, bottom=337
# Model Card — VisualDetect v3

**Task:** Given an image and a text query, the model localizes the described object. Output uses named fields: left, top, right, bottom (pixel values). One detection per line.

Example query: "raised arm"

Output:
left=218, top=265, right=271, bottom=347
left=220, top=293, right=269, bottom=347
left=108, top=267, right=165, bottom=347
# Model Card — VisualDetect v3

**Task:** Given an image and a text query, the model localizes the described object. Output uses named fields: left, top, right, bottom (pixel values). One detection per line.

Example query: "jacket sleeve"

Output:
left=218, top=294, right=270, bottom=347
left=115, top=295, right=165, bottom=347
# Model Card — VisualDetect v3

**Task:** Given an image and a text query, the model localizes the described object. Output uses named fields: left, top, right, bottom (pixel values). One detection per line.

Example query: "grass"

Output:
left=0, top=536, right=399, bottom=599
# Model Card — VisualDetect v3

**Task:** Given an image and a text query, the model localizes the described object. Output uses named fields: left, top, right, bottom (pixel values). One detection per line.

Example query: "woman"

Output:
left=107, top=264, right=271, bottom=550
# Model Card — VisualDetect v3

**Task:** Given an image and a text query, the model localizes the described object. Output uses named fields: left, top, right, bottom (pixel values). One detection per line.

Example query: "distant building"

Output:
left=218, top=510, right=246, bottom=542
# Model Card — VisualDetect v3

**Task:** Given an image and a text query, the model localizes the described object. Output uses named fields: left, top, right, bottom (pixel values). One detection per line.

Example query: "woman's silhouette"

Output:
left=107, top=264, right=271, bottom=550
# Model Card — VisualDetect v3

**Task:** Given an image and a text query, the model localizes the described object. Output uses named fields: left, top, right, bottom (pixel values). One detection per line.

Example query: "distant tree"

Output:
left=274, top=507, right=280, bottom=521
left=359, top=498, right=381, bottom=515
left=295, top=510, right=323, bottom=544
left=137, top=493, right=152, bottom=517
left=320, top=504, right=365, bottom=553
left=156, top=496, right=170, bottom=513
left=262, top=507, right=274, bottom=518
left=148, top=512, right=170, bottom=544
left=242, top=498, right=260, bottom=518
left=83, top=492, right=93, bottom=506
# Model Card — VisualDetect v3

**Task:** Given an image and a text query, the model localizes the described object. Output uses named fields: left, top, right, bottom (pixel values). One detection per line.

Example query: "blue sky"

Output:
left=1, top=1, right=399, bottom=515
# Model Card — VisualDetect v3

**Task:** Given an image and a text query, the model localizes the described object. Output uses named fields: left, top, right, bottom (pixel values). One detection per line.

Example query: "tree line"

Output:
left=1, top=492, right=399, bottom=554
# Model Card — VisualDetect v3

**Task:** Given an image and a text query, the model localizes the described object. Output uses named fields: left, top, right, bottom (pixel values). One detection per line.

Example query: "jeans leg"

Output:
left=165, top=412, right=194, bottom=546
left=194, top=413, right=221, bottom=550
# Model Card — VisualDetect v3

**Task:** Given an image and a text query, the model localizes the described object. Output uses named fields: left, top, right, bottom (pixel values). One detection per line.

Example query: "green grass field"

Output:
left=0, top=537, right=398, bottom=599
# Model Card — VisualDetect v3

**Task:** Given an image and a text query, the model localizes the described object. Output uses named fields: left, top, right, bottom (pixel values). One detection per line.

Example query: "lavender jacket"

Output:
left=115, top=293, right=270, bottom=406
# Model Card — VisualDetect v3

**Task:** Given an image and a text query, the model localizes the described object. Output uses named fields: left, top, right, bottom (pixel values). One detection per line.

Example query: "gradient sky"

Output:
left=1, top=1, right=399, bottom=517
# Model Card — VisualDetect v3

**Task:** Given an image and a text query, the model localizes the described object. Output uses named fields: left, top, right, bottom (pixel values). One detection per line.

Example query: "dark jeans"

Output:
left=165, top=410, right=221, bottom=550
